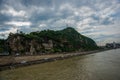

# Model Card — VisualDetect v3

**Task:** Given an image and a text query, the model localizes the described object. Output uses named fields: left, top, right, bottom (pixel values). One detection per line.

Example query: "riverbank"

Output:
left=0, top=49, right=109, bottom=71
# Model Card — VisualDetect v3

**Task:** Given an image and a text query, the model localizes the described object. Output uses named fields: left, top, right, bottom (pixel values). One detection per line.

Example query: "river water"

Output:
left=74, top=49, right=120, bottom=80
left=1, top=49, right=120, bottom=80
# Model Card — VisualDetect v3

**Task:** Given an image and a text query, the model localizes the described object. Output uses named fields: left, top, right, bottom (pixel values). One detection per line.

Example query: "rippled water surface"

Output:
left=1, top=49, right=120, bottom=80
left=74, top=49, right=120, bottom=80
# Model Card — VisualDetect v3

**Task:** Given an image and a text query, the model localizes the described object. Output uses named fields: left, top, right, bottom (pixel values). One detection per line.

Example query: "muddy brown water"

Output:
left=74, top=48, right=120, bottom=80
left=0, top=49, right=120, bottom=80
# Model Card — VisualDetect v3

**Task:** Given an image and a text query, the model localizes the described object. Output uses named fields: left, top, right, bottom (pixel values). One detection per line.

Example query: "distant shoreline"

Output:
left=0, top=48, right=112, bottom=71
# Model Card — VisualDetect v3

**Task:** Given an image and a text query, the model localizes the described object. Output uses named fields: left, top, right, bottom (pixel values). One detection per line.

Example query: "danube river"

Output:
left=73, top=48, right=120, bottom=80
left=1, top=49, right=120, bottom=80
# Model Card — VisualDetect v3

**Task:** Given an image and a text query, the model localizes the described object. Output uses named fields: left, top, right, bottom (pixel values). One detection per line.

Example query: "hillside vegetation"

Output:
left=0, top=27, right=98, bottom=55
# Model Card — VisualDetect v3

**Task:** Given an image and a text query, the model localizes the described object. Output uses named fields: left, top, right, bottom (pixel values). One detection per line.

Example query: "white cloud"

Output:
left=5, top=21, right=31, bottom=27
left=59, top=4, right=95, bottom=18
left=39, top=24, right=47, bottom=28
left=78, top=6, right=94, bottom=17
left=59, top=3, right=74, bottom=11
left=0, top=27, right=18, bottom=39
left=76, top=17, right=97, bottom=32
left=95, top=0, right=120, bottom=20
left=28, top=6, right=46, bottom=14
left=0, top=5, right=26, bottom=17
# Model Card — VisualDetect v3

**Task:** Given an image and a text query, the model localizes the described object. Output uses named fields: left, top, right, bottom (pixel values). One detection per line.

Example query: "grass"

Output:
left=0, top=56, right=81, bottom=80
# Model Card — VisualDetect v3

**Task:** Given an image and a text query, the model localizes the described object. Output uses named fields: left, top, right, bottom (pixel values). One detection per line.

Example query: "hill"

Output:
left=0, top=27, right=98, bottom=55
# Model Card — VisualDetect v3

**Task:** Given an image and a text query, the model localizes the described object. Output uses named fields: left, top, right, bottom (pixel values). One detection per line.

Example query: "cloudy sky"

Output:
left=0, top=0, right=120, bottom=45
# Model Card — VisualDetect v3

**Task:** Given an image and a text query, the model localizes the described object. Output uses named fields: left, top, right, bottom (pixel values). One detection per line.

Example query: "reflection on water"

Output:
left=74, top=49, right=120, bottom=80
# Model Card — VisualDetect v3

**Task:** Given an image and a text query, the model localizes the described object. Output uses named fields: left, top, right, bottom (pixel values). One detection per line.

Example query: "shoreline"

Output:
left=0, top=49, right=110, bottom=71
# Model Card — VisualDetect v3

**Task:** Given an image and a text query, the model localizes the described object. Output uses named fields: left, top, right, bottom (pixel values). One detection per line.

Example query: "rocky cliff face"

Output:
left=6, top=34, right=54, bottom=55
left=4, top=27, right=98, bottom=55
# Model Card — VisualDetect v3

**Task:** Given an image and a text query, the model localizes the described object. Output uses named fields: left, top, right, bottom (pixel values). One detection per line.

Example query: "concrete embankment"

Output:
left=0, top=49, right=107, bottom=71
